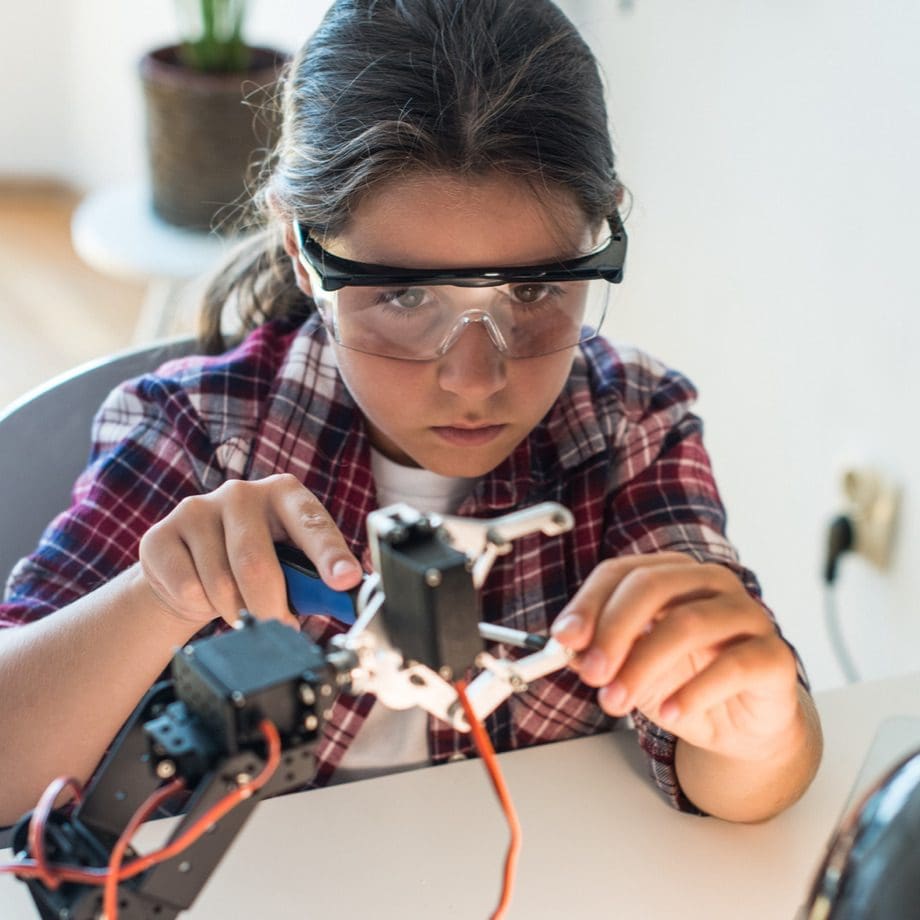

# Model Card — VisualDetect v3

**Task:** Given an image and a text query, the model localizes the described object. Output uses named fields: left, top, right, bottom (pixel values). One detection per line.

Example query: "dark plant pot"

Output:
left=139, top=45, right=287, bottom=231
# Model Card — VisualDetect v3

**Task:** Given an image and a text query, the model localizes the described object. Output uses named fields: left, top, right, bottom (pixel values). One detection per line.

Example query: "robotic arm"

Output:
left=338, top=502, right=575, bottom=731
left=9, top=502, right=576, bottom=919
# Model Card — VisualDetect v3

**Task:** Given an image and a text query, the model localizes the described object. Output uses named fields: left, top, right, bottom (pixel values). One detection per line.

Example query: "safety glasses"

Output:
left=292, top=214, right=627, bottom=361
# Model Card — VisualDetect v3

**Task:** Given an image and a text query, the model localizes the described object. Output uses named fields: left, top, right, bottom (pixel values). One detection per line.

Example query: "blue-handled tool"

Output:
left=275, top=543, right=360, bottom=626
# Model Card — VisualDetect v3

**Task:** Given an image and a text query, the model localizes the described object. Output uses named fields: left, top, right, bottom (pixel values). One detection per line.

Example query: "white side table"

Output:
left=71, top=183, right=243, bottom=342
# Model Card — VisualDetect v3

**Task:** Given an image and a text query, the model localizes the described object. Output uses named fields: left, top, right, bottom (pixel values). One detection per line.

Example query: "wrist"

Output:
left=122, top=563, right=206, bottom=644
left=675, top=687, right=822, bottom=822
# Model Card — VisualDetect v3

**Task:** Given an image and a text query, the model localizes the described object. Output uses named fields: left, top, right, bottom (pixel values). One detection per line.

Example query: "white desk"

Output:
left=71, top=184, right=242, bottom=343
left=3, top=672, right=920, bottom=918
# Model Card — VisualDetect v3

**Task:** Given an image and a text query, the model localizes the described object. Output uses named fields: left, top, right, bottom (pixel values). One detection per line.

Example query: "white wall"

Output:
left=567, top=0, right=920, bottom=690
left=0, top=3, right=71, bottom=177
left=0, top=1, right=330, bottom=189
left=2, top=0, right=917, bottom=690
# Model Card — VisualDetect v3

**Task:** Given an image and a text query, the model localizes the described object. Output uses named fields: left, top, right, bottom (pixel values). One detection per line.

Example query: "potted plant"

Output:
left=140, top=1, right=288, bottom=231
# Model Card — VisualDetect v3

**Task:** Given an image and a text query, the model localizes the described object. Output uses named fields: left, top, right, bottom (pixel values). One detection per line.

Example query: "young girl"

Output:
left=0, top=0, right=821, bottom=826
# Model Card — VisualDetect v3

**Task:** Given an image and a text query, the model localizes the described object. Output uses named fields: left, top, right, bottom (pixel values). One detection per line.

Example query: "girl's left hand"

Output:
left=550, top=553, right=803, bottom=761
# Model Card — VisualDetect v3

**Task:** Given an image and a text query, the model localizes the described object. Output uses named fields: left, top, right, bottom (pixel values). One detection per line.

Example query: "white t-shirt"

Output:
left=329, top=448, right=477, bottom=783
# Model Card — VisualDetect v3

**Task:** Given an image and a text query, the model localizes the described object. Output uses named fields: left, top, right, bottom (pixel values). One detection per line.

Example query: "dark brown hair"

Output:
left=199, top=0, right=621, bottom=353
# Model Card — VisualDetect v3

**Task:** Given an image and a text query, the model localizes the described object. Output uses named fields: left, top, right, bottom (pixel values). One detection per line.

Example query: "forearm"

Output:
left=674, top=684, right=823, bottom=823
left=0, top=564, right=199, bottom=826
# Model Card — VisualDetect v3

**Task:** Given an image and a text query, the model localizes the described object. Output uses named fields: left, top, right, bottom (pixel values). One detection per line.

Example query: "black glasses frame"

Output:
left=293, top=214, right=627, bottom=292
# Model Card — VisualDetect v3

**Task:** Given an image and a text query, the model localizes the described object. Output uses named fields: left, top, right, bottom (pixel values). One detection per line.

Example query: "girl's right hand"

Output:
left=138, top=474, right=363, bottom=628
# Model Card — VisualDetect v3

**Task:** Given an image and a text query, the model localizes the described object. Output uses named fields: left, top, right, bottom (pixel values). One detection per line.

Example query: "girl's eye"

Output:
left=509, top=283, right=562, bottom=305
left=376, top=287, right=430, bottom=310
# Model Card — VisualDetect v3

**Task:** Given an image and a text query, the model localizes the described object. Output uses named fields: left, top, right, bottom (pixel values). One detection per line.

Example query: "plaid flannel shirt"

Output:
left=1, top=314, right=798, bottom=813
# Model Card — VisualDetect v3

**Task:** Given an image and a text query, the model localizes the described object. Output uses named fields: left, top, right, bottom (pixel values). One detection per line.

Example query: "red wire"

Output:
left=26, top=775, right=85, bottom=890
left=0, top=859, right=106, bottom=885
left=3, top=709, right=518, bottom=916
left=454, top=680, right=522, bottom=920
left=1, top=718, right=282, bottom=917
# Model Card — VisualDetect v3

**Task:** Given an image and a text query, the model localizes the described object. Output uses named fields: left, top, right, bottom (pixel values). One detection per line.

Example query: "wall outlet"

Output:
left=840, top=466, right=900, bottom=570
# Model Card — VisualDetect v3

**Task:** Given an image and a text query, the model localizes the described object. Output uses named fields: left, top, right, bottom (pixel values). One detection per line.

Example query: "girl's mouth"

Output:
left=431, top=424, right=507, bottom=446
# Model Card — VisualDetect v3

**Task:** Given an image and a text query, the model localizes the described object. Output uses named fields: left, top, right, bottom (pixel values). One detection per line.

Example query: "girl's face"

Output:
left=287, top=173, right=596, bottom=477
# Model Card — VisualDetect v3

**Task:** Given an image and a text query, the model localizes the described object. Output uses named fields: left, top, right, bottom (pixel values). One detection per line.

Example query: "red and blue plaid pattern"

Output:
left=1, top=315, right=802, bottom=813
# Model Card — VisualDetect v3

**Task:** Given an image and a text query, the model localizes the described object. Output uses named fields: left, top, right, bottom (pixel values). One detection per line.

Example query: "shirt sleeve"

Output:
left=0, top=372, right=233, bottom=628
left=601, top=351, right=808, bottom=814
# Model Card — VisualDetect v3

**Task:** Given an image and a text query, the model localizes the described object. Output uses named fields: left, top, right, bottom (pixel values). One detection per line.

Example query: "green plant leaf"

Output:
left=174, top=0, right=251, bottom=72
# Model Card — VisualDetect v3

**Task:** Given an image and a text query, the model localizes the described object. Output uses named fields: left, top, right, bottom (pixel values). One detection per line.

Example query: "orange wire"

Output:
left=1, top=719, right=282, bottom=916
left=113, top=719, right=281, bottom=882
left=454, top=679, right=521, bottom=920
left=102, top=777, right=186, bottom=920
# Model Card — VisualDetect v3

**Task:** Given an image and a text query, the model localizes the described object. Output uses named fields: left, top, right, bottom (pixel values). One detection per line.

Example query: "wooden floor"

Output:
left=0, top=183, right=147, bottom=411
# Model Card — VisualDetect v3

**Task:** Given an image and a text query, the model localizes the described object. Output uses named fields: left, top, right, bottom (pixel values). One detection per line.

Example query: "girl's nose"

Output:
left=435, top=321, right=507, bottom=399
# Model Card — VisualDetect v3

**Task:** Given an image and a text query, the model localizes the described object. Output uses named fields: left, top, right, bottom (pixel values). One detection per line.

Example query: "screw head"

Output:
left=156, top=759, right=177, bottom=779
left=425, top=568, right=442, bottom=587
left=510, top=675, right=528, bottom=693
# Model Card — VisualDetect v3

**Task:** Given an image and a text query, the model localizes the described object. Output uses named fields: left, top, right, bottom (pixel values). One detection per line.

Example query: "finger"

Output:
left=595, top=594, right=771, bottom=710
left=139, top=523, right=219, bottom=625
left=657, top=634, right=797, bottom=729
left=599, top=654, right=701, bottom=722
left=582, top=561, right=741, bottom=687
left=168, top=512, right=248, bottom=621
left=186, top=532, right=250, bottom=625
left=551, top=552, right=691, bottom=649
left=217, top=482, right=299, bottom=625
left=268, top=474, right=363, bottom=589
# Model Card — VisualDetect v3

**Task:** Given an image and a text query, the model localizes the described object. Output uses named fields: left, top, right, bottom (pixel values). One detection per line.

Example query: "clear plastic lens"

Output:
left=308, top=274, right=611, bottom=360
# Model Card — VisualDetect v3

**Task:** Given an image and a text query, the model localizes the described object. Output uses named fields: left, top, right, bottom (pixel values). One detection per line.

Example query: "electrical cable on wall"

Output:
left=822, top=466, right=901, bottom=685
left=823, top=513, right=859, bottom=684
